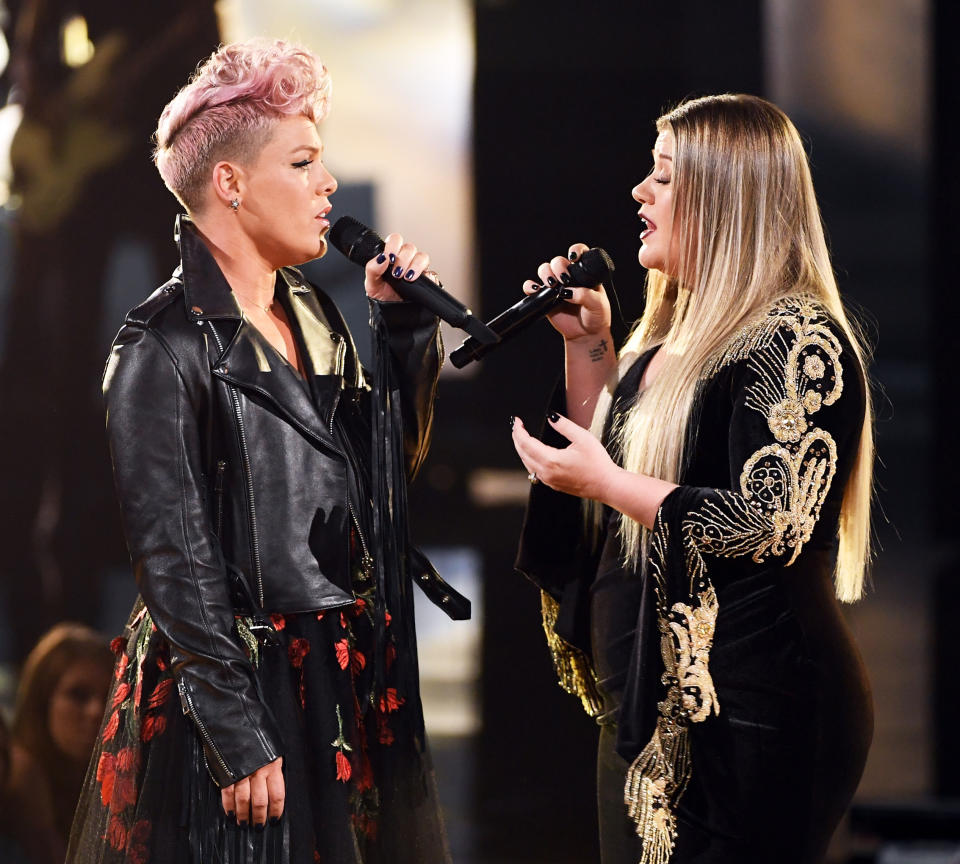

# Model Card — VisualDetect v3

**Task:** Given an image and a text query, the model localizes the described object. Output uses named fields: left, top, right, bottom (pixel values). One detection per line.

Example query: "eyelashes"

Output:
left=292, top=159, right=313, bottom=169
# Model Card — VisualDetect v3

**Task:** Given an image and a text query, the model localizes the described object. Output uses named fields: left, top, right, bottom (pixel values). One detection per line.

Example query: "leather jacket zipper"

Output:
left=214, top=460, right=226, bottom=538
left=209, top=325, right=265, bottom=607
left=328, top=388, right=374, bottom=576
left=178, top=678, right=232, bottom=780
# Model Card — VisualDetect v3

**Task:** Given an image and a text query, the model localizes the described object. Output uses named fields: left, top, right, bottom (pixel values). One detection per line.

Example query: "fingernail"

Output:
left=227, top=810, right=235, bottom=819
left=255, top=822, right=265, bottom=833
left=548, top=412, right=560, bottom=422
left=509, top=416, right=515, bottom=429
left=531, top=283, right=542, bottom=292
left=389, top=253, right=396, bottom=262
left=569, top=250, right=579, bottom=261
left=376, top=253, right=386, bottom=264
left=559, top=288, right=573, bottom=300
left=546, top=276, right=557, bottom=287
left=269, top=816, right=281, bottom=827
left=405, top=269, right=416, bottom=280
left=560, top=272, right=572, bottom=285
left=239, top=820, right=248, bottom=828
left=393, top=266, right=403, bottom=277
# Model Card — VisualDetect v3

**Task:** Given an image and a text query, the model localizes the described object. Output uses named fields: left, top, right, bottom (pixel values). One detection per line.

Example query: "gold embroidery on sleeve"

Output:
left=540, top=590, right=603, bottom=717
left=625, top=302, right=843, bottom=863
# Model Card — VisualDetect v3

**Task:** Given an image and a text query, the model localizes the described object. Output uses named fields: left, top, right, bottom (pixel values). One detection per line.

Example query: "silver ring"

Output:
left=528, top=472, right=539, bottom=485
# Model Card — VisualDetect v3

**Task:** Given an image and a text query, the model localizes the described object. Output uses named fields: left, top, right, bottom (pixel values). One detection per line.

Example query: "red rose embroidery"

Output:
left=133, top=675, right=143, bottom=709
left=115, top=747, right=137, bottom=772
left=103, top=711, right=120, bottom=742
left=106, top=814, right=128, bottom=850
left=289, top=638, right=311, bottom=669
left=335, top=750, right=352, bottom=782
left=269, top=613, right=287, bottom=630
left=111, top=682, right=131, bottom=708
left=384, top=610, right=392, bottom=627
left=340, top=612, right=348, bottom=629
left=350, top=650, right=366, bottom=674
left=141, top=714, right=167, bottom=742
left=147, top=679, right=172, bottom=710
left=378, top=688, right=403, bottom=713
left=111, top=773, right=137, bottom=811
left=115, top=654, right=129, bottom=681
left=352, top=598, right=366, bottom=615
left=126, top=819, right=151, bottom=864
left=97, top=753, right=116, bottom=806
left=377, top=715, right=395, bottom=746
left=110, top=636, right=126, bottom=655
left=334, top=639, right=350, bottom=671
left=156, top=653, right=168, bottom=672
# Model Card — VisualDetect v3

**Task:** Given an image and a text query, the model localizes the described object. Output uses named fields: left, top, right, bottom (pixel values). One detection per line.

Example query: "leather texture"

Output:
left=102, top=216, right=443, bottom=786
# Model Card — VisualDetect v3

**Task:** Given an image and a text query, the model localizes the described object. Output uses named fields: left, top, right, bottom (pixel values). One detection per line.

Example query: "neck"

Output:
left=190, top=210, right=277, bottom=310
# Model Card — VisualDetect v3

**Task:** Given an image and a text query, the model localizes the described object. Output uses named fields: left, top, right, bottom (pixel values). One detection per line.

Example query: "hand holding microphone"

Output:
left=450, top=243, right=614, bottom=368
left=329, top=216, right=499, bottom=345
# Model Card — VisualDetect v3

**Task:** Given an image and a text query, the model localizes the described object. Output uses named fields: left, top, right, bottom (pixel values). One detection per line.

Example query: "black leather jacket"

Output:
left=102, top=216, right=443, bottom=785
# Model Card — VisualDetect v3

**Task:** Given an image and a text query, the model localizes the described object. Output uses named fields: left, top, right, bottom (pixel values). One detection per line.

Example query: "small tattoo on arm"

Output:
left=589, top=339, right=609, bottom=362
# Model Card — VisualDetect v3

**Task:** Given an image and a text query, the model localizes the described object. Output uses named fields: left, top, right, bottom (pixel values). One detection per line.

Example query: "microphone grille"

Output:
left=575, top=247, right=615, bottom=286
left=329, top=216, right=383, bottom=265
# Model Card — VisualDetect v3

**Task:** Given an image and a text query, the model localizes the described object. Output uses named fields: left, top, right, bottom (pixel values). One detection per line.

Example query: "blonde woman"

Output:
left=512, top=94, right=874, bottom=864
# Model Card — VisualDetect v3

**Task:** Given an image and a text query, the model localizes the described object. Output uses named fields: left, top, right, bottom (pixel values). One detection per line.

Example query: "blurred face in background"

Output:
left=48, top=658, right=110, bottom=762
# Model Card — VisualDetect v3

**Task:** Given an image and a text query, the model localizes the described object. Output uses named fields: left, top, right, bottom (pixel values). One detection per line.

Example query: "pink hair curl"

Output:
left=154, top=39, right=332, bottom=211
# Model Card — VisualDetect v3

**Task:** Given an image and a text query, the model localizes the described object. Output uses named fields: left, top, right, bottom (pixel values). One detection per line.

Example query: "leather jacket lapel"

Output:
left=212, top=321, right=341, bottom=457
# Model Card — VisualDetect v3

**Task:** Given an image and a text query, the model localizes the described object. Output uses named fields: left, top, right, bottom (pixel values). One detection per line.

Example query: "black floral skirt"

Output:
left=66, top=590, right=450, bottom=864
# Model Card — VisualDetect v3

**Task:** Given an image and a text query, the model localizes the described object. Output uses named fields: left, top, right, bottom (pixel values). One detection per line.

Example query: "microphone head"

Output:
left=329, top=216, right=384, bottom=265
left=571, top=247, right=615, bottom=287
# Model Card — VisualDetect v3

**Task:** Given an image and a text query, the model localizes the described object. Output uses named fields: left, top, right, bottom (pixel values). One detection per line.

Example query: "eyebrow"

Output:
left=651, top=149, right=673, bottom=161
left=291, top=144, right=321, bottom=156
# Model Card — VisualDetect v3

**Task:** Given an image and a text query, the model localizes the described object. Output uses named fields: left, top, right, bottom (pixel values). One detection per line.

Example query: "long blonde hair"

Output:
left=592, top=94, right=873, bottom=602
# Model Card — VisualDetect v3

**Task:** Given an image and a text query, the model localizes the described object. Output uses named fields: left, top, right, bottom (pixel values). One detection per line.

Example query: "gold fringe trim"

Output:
left=624, top=718, right=691, bottom=864
left=540, top=590, right=603, bottom=717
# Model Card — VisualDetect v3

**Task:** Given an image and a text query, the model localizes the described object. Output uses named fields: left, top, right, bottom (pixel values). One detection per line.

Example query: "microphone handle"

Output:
left=449, top=285, right=565, bottom=369
left=365, top=238, right=499, bottom=346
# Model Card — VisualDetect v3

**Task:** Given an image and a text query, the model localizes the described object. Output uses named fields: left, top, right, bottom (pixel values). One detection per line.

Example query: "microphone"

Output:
left=449, top=247, right=614, bottom=369
left=329, top=216, right=499, bottom=345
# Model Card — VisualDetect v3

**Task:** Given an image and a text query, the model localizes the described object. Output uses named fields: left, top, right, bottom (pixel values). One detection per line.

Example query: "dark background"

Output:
left=0, top=0, right=954, bottom=861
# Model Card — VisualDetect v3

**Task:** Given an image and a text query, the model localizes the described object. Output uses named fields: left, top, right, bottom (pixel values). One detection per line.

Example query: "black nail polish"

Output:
left=239, top=820, right=248, bottom=828
left=376, top=253, right=386, bottom=264
left=255, top=822, right=265, bottom=833
left=546, top=276, right=557, bottom=287
left=531, top=283, right=542, bottom=292
left=559, top=288, right=573, bottom=300
left=393, top=266, right=403, bottom=277
left=405, top=269, right=416, bottom=280
left=560, top=273, right=572, bottom=284
left=509, top=416, right=515, bottom=429
left=227, top=810, right=235, bottom=819
left=269, top=816, right=281, bottom=827
left=569, top=250, right=579, bottom=261
left=389, top=253, right=396, bottom=262
left=548, top=412, right=560, bottom=422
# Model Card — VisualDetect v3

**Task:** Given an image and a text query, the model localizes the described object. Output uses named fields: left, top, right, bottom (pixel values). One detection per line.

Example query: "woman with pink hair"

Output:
left=66, top=40, right=452, bottom=864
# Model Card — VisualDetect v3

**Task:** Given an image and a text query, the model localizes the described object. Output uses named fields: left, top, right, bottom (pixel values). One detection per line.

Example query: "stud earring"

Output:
left=230, top=198, right=241, bottom=212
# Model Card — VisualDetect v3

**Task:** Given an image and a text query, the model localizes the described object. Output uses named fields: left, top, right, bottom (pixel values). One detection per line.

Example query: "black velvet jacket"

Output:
left=102, top=216, right=447, bottom=786
left=517, top=298, right=872, bottom=860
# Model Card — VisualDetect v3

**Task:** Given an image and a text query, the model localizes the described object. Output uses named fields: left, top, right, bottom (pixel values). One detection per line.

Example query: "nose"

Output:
left=317, top=164, right=338, bottom=197
left=632, top=180, right=649, bottom=204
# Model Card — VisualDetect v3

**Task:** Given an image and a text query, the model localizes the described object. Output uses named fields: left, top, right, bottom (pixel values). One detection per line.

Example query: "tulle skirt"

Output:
left=66, top=596, right=450, bottom=864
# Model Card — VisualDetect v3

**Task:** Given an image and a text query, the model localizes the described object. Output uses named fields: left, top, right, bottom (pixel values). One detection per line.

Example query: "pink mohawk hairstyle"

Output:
left=154, top=39, right=332, bottom=212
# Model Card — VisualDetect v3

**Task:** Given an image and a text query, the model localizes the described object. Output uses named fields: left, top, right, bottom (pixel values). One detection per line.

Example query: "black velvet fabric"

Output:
left=517, top=303, right=874, bottom=863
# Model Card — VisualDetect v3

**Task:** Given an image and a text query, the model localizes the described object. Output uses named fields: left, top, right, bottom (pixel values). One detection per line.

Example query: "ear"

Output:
left=210, top=160, right=244, bottom=210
